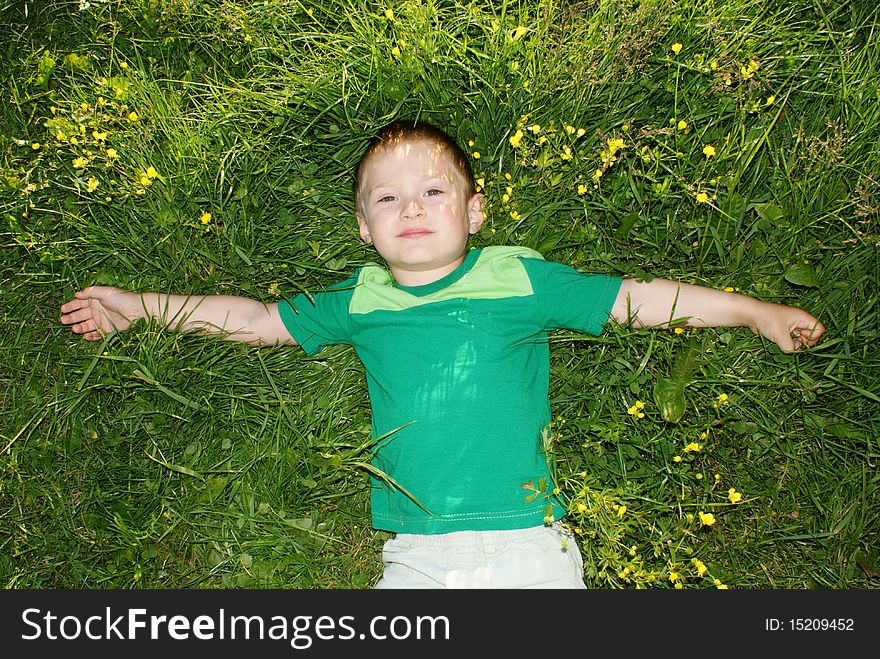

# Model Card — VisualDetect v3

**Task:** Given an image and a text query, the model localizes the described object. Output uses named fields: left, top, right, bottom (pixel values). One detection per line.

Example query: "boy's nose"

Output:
left=400, top=199, right=425, bottom=220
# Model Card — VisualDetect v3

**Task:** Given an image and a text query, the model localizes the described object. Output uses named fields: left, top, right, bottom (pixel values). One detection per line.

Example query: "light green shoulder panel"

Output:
left=349, top=246, right=544, bottom=315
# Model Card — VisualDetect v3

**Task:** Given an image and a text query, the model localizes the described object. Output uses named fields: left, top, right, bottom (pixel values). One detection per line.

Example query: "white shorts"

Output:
left=373, top=523, right=586, bottom=589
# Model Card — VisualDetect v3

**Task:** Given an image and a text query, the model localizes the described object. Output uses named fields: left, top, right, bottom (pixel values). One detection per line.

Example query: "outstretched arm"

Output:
left=610, top=278, right=824, bottom=352
left=60, top=286, right=296, bottom=346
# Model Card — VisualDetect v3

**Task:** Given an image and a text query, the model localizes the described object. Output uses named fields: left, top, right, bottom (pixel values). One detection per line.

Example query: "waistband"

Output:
left=392, top=522, right=571, bottom=551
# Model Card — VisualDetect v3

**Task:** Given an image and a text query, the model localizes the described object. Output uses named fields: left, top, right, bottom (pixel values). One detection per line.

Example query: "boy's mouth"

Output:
left=398, top=228, right=433, bottom=238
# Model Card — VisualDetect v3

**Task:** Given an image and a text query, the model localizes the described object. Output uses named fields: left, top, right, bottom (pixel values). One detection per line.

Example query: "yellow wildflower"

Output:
left=684, top=442, right=702, bottom=453
left=31, top=142, right=40, bottom=150
left=696, top=191, right=709, bottom=203
left=714, top=579, right=728, bottom=589
left=576, top=502, right=587, bottom=513
left=511, top=26, right=528, bottom=41
left=92, top=130, right=107, bottom=141
left=146, top=166, right=158, bottom=179
left=678, top=120, right=688, bottom=131
left=723, top=286, right=734, bottom=293
left=674, top=327, right=685, bottom=334
left=560, top=145, right=572, bottom=161
left=391, top=46, right=400, bottom=57
left=617, top=505, right=627, bottom=518
left=127, top=111, right=139, bottom=122
left=384, top=7, right=393, bottom=19
left=671, top=43, right=683, bottom=55
left=106, top=148, right=118, bottom=159
left=686, top=513, right=695, bottom=522
left=69, top=136, right=79, bottom=146
left=120, top=61, right=129, bottom=70
left=728, top=488, right=743, bottom=504
left=673, top=455, right=683, bottom=463
left=139, top=175, right=151, bottom=187
left=510, top=210, right=520, bottom=221
left=543, top=513, right=555, bottom=524
left=693, top=559, right=708, bottom=576
left=72, top=157, right=87, bottom=169
left=766, top=95, right=776, bottom=106
left=86, top=177, right=99, bottom=192
left=699, top=512, right=716, bottom=526
left=509, top=129, right=524, bottom=148
left=703, top=144, right=716, bottom=157
left=56, top=131, right=67, bottom=141
left=592, top=168, right=603, bottom=182
left=717, top=393, right=729, bottom=404
left=577, top=184, right=588, bottom=195
left=200, top=212, right=212, bottom=225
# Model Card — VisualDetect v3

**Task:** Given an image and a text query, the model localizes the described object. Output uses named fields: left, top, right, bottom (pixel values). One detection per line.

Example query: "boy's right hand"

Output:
left=60, top=286, right=139, bottom=341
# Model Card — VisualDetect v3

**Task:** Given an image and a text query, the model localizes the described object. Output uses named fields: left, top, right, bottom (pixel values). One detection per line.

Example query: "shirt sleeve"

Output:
left=521, top=257, right=622, bottom=335
left=277, top=275, right=357, bottom=356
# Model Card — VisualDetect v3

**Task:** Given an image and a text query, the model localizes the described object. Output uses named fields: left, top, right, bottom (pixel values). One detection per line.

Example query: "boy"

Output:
left=60, top=120, right=824, bottom=588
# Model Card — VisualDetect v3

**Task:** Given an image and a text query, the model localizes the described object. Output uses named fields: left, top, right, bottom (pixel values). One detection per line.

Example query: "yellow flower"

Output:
left=56, top=131, right=67, bottom=141
left=543, top=513, right=555, bottom=523
left=127, top=111, right=139, bottom=122
left=508, top=129, right=524, bottom=148
left=510, top=210, right=520, bottom=221
left=471, top=151, right=480, bottom=159
left=560, top=145, right=572, bottom=161
left=696, top=191, right=709, bottom=203
left=686, top=513, right=694, bottom=522
left=671, top=43, right=683, bottom=54
left=384, top=7, right=393, bottom=19
left=693, top=559, right=708, bottom=576
left=766, top=95, right=776, bottom=106
left=72, top=157, right=88, bottom=169
left=139, top=175, right=151, bottom=187
left=723, top=286, right=735, bottom=292
left=511, top=26, right=528, bottom=41
left=69, top=136, right=79, bottom=146
left=577, top=184, right=588, bottom=195
left=703, top=144, right=716, bottom=157
left=617, top=505, right=627, bottom=517
left=717, top=393, right=729, bottom=404
left=31, top=142, right=40, bottom=150
left=684, top=442, right=702, bottom=453
left=146, top=166, right=158, bottom=179
left=669, top=571, right=680, bottom=583
left=674, top=327, right=685, bottom=334
left=86, top=177, right=99, bottom=192
left=678, top=120, right=688, bottom=131
left=673, top=455, right=683, bottom=463
left=476, top=177, right=484, bottom=188
left=592, top=168, right=603, bottom=181
left=714, top=579, right=728, bottom=589
left=576, top=502, right=587, bottom=513
left=92, top=130, right=108, bottom=141
left=200, top=212, right=212, bottom=225
left=698, top=512, right=716, bottom=526
left=120, top=61, right=129, bottom=70
left=696, top=473, right=704, bottom=480
left=710, top=60, right=718, bottom=70
left=728, top=488, right=743, bottom=504
left=106, top=148, right=118, bottom=159
left=391, top=46, right=400, bottom=57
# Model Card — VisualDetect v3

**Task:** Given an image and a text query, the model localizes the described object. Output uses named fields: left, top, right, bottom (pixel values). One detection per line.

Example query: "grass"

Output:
left=1, top=0, right=877, bottom=589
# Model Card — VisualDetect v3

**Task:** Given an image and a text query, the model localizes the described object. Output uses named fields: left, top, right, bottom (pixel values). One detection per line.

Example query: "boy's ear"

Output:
left=467, top=192, right=484, bottom=234
left=356, top=210, right=372, bottom=244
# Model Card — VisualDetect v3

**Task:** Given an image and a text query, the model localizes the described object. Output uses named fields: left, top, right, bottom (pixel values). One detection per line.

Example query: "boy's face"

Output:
left=356, top=139, right=483, bottom=286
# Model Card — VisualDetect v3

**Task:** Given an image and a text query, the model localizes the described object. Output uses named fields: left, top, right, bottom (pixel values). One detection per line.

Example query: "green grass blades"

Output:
left=1, top=0, right=878, bottom=589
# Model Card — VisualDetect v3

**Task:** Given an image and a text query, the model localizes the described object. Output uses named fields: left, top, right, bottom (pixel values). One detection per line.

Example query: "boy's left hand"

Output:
left=751, top=303, right=825, bottom=352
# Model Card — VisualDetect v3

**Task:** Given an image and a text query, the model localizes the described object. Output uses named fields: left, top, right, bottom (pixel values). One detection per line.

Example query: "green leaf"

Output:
left=753, top=202, right=785, bottom=226
left=784, top=264, right=819, bottom=287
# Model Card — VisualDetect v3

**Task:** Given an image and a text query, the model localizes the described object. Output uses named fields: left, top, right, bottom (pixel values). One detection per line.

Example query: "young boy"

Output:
left=60, top=120, right=825, bottom=589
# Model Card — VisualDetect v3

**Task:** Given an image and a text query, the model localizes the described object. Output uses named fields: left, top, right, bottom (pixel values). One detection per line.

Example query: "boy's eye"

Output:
left=377, top=195, right=396, bottom=203
left=425, top=188, right=443, bottom=197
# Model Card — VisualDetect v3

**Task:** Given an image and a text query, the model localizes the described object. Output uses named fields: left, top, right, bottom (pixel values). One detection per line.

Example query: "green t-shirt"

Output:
left=278, top=246, right=622, bottom=533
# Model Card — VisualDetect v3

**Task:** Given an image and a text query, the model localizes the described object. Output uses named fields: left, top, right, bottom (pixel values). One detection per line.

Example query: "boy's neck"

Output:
left=389, top=253, right=468, bottom=287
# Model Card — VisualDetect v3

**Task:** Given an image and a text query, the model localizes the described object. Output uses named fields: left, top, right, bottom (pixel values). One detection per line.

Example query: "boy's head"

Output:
left=353, top=120, right=484, bottom=286
left=354, top=120, right=477, bottom=209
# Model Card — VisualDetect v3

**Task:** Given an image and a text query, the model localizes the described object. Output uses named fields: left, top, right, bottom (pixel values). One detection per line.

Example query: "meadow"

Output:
left=1, top=0, right=877, bottom=589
